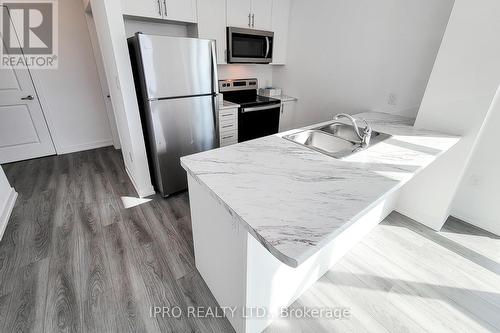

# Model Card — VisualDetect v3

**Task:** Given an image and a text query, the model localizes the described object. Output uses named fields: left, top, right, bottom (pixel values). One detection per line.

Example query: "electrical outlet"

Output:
left=388, top=93, right=397, bottom=106
left=115, top=75, right=121, bottom=90
left=470, top=174, right=481, bottom=186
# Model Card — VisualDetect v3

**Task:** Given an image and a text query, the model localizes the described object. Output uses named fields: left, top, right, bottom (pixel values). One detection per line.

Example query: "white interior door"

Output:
left=0, top=14, right=56, bottom=164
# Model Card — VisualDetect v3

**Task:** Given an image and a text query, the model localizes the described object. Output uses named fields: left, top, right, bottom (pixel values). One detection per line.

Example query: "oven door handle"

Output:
left=241, top=104, right=279, bottom=113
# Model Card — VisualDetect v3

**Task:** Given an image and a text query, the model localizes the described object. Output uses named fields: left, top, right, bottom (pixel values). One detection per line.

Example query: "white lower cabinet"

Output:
left=220, top=131, right=238, bottom=146
left=219, top=106, right=239, bottom=147
left=279, top=100, right=296, bottom=132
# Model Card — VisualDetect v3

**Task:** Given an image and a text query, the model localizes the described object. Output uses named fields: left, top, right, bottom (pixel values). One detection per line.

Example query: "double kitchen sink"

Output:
left=284, top=121, right=391, bottom=159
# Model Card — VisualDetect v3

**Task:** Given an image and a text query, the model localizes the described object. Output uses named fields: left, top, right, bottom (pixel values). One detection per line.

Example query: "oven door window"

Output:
left=238, top=106, right=281, bottom=142
left=232, top=33, right=272, bottom=59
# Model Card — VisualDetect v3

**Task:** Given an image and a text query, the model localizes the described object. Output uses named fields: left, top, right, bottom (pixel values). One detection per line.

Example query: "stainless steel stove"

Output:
left=219, top=78, right=281, bottom=142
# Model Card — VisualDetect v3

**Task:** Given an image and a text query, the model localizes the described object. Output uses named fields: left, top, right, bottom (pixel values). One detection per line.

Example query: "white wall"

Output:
left=218, top=65, right=273, bottom=88
left=452, top=87, right=500, bottom=235
left=85, top=11, right=121, bottom=149
left=396, top=0, right=500, bottom=230
left=0, top=166, right=16, bottom=240
left=89, top=0, right=154, bottom=197
left=34, top=0, right=113, bottom=154
left=272, top=0, right=454, bottom=127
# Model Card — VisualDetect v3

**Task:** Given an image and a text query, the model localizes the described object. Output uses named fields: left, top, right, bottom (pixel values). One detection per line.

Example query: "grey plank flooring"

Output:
left=1, top=147, right=499, bottom=333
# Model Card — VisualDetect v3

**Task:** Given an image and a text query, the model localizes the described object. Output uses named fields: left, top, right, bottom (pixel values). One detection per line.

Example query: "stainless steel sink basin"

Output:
left=316, top=123, right=366, bottom=142
left=283, top=122, right=391, bottom=159
left=316, top=122, right=389, bottom=143
left=285, top=130, right=358, bottom=156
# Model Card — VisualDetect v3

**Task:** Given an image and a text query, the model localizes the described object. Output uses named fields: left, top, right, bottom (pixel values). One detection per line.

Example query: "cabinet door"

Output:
left=279, top=101, right=296, bottom=132
left=227, top=0, right=252, bottom=28
left=197, top=0, right=227, bottom=64
left=121, top=0, right=162, bottom=19
left=251, top=0, right=272, bottom=30
left=270, top=0, right=290, bottom=64
left=164, top=0, right=198, bottom=23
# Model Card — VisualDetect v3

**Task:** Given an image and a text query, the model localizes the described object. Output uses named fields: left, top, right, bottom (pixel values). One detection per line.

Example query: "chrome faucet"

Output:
left=334, top=113, right=373, bottom=147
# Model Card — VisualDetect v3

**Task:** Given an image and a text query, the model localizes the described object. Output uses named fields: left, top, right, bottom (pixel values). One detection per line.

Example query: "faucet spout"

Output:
left=334, top=113, right=372, bottom=147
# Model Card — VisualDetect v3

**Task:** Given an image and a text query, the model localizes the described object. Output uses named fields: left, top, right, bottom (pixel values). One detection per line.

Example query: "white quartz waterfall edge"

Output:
left=188, top=173, right=398, bottom=333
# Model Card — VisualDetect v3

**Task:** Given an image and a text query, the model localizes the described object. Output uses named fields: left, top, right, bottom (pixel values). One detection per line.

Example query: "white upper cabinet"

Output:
left=251, top=0, right=272, bottom=30
left=227, top=0, right=252, bottom=28
left=121, top=0, right=163, bottom=19
left=165, top=0, right=197, bottom=23
left=270, top=0, right=289, bottom=64
left=197, top=0, right=227, bottom=64
left=121, top=0, right=197, bottom=23
left=227, top=0, right=272, bottom=30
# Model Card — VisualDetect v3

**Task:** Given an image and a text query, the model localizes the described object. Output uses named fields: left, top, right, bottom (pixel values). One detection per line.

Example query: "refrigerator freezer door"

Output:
left=148, top=95, right=218, bottom=196
left=138, top=34, right=217, bottom=99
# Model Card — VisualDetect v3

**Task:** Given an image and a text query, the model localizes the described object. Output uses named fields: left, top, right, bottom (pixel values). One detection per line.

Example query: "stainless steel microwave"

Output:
left=227, top=27, right=274, bottom=64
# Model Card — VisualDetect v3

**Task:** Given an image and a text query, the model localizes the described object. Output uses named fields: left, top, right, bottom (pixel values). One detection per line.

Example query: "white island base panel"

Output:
left=187, top=174, right=398, bottom=333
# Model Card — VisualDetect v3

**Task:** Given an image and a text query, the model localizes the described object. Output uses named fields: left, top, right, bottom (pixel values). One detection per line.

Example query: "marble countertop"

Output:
left=219, top=100, right=240, bottom=110
left=181, top=112, right=460, bottom=267
left=267, top=94, right=298, bottom=103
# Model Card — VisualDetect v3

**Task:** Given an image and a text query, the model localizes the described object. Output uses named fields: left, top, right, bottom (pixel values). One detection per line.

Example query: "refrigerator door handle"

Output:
left=213, top=96, right=220, bottom=147
left=210, top=40, right=220, bottom=147
left=211, top=40, right=219, bottom=94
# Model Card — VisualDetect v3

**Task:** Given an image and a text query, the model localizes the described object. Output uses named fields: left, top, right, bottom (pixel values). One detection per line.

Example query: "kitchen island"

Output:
left=180, top=112, right=460, bottom=333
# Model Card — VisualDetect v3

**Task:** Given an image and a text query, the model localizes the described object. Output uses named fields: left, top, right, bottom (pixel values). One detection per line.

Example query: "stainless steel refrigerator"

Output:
left=128, top=33, right=219, bottom=197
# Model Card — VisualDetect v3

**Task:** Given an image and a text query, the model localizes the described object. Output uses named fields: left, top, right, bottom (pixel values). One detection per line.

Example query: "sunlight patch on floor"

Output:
left=121, top=196, right=152, bottom=209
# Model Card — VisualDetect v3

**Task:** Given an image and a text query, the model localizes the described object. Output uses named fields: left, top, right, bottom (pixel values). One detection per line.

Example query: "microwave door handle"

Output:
left=265, top=36, right=270, bottom=58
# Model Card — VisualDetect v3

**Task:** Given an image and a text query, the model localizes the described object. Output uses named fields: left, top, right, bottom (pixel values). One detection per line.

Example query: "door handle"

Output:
left=265, top=36, right=270, bottom=58
left=21, top=95, right=34, bottom=101
left=251, top=14, right=255, bottom=28
left=157, top=0, right=162, bottom=16
left=163, top=0, right=167, bottom=16
left=248, top=13, right=251, bottom=27
left=241, top=104, right=279, bottom=113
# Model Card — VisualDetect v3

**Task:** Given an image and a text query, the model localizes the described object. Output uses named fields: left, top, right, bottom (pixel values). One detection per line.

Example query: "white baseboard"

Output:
left=57, top=139, right=114, bottom=155
left=451, top=212, right=500, bottom=236
left=394, top=206, right=448, bottom=232
left=0, top=188, right=18, bottom=241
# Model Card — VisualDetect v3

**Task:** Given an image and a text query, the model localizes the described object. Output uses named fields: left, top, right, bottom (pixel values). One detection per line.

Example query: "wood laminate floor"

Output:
left=0, top=147, right=499, bottom=332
